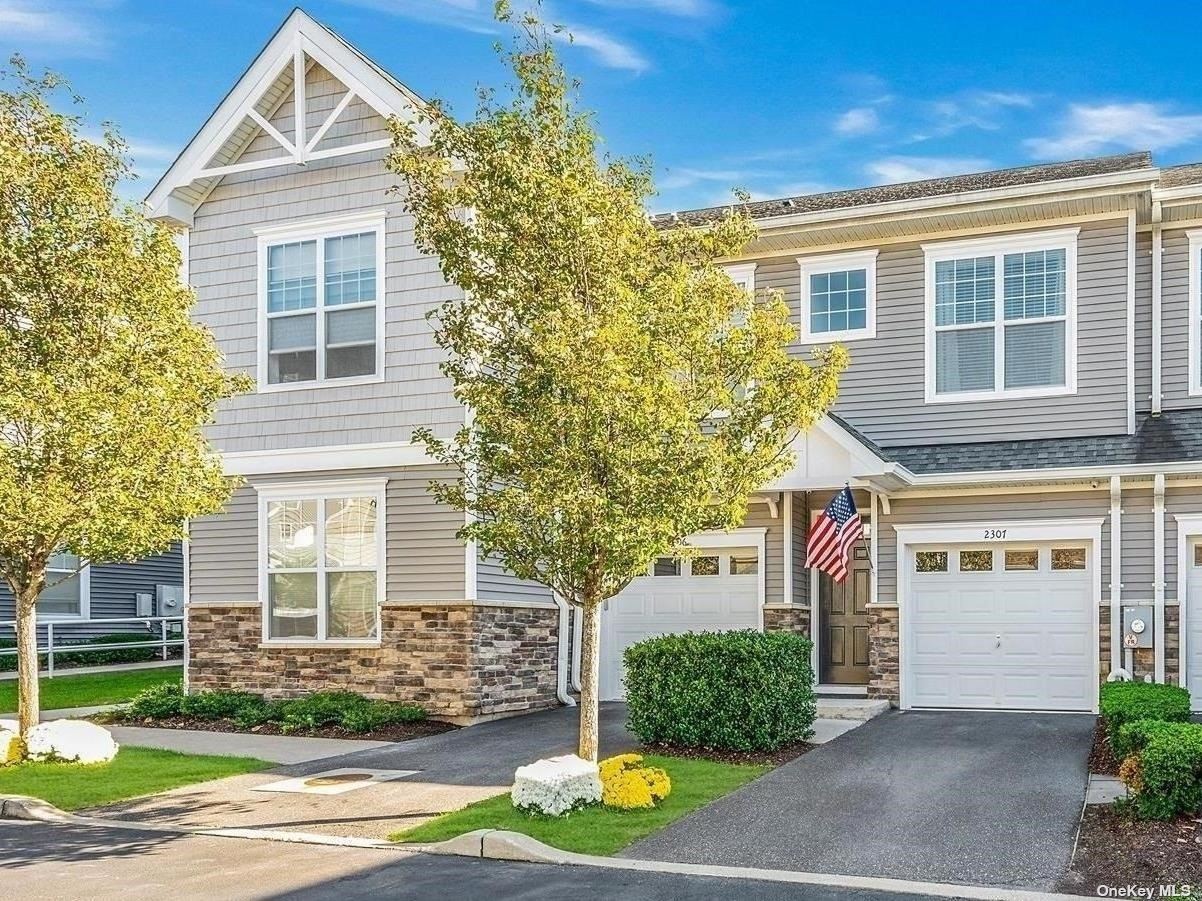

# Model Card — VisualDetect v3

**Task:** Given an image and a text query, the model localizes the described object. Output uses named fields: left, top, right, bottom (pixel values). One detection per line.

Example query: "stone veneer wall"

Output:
left=187, top=602, right=561, bottom=722
left=1098, top=605, right=1181, bottom=686
left=762, top=605, right=811, bottom=635
left=867, top=606, right=899, bottom=703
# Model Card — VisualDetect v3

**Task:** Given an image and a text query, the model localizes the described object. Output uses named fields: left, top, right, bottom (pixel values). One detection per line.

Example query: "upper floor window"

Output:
left=924, top=229, right=1077, bottom=404
left=724, top=263, right=757, bottom=295
left=255, top=212, right=386, bottom=392
left=259, top=479, right=386, bottom=643
left=798, top=250, right=878, bottom=343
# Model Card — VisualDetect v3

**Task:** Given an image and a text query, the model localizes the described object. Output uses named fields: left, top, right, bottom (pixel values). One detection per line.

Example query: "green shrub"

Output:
left=1129, top=722, right=1202, bottom=820
left=1099, top=681, right=1191, bottom=750
left=1114, top=718, right=1182, bottom=760
left=127, top=682, right=185, bottom=718
left=623, top=630, right=815, bottom=752
left=277, top=691, right=425, bottom=733
left=181, top=690, right=266, bottom=721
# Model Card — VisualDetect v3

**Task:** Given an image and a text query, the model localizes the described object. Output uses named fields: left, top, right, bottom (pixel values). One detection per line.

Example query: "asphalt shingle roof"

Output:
left=654, top=152, right=1155, bottom=228
left=1161, top=162, right=1202, bottom=189
left=876, top=408, right=1202, bottom=475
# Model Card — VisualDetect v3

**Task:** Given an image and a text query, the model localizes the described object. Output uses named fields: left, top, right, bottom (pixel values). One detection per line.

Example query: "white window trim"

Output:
left=723, top=263, right=757, bottom=294
left=38, top=563, right=91, bottom=621
left=922, top=228, right=1079, bottom=404
left=257, top=477, right=387, bottom=646
left=798, top=249, right=878, bottom=343
left=1187, top=230, right=1202, bottom=397
left=255, top=211, right=387, bottom=395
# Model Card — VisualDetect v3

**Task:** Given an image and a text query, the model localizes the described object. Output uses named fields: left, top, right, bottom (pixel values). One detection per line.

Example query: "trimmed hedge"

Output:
left=1099, top=681, right=1191, bottom=755
left=1126, top=721, right=1202, bottom=820
left=623, top=630, right=815, bottom=752
left=126, top=684, right=426, bottom=734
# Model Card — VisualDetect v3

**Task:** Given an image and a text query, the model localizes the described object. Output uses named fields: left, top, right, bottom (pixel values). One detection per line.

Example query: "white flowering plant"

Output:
left=511, top=754, right=602, bottom=817
left=24, top=719, right=119, bottom=764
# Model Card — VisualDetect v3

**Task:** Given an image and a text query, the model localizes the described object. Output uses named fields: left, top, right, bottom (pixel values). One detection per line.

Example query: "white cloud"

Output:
left=551, top=24, right=648, bottom=72
left=581, top=0, right=714, bottom=16
left=865, top=156, right=990, bottom=184
left=908, top=90, right=1033, bottom=143
left=659, top=166, right=747, bottom=191
left=834, top=107, right=879, bottom=136
left=1, top=0, right=112, bottom=56
left=1025, top=102, right=1202, bottom=158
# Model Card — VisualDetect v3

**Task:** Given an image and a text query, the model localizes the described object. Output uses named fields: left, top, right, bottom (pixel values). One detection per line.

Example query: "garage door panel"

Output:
left=908, top=540, right=1094, bottom=712
left=651, top=593, right=684, bottom=615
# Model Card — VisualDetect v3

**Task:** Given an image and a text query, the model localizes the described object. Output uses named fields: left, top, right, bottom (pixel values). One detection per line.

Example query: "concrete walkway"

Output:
left=624, top=710, right=1095, bottom=891
left=108, top=726, right=392, bottom=764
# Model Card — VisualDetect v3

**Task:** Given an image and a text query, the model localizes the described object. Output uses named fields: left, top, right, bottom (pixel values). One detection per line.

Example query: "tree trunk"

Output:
left=16, top=594, right=39, bottom=739
left=577, top=601, right=601, bottom=761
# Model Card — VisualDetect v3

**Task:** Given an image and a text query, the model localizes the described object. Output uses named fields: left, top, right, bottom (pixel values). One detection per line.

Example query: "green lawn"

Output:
left=0, top=746, right=268, bottom=810
left=0, top=666, right=182, bottom=713
left=392, top=754, right=768, bottom=856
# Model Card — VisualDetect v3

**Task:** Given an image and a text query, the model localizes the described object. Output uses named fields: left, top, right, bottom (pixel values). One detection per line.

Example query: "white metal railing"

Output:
left=0, top=615, right=184, bottom=678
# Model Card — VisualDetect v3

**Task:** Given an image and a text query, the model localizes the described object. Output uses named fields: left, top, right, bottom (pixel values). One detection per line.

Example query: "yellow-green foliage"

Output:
left=599, top=754, right=671, bottom=810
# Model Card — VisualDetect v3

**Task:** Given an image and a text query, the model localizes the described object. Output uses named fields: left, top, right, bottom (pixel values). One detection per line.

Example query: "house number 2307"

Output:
left=984, top=529, right=1008, bottom=539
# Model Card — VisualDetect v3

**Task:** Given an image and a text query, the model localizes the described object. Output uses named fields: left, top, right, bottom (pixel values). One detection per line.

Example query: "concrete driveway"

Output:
left=624, top=710, right=1094, bottom=890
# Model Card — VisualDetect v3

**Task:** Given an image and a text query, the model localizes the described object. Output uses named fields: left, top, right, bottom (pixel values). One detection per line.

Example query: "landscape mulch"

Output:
left=1062, top=806, right=1202, bottom=895
left=641, top=740, right=812, bottom=767
left=1089, top=719, right=1122, bottom=776
left=102, top=714, right=457, bottom=743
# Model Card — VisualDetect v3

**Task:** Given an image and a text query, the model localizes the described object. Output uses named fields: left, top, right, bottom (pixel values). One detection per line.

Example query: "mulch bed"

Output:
left=1061, top=805, right=1202, bottom=895
left=1089, top=719, right=1122, bottom=776
left=100, top=714, right=457, bottom=743
left=642, top=740, right=812, bottom=767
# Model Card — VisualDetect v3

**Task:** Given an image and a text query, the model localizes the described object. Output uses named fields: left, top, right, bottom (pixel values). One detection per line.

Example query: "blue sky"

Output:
left=9, top=0, right=1202, bottom=212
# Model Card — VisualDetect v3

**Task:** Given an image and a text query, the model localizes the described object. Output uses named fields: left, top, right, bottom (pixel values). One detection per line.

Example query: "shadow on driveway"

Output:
left=623, top=709, right=1094, bottom=891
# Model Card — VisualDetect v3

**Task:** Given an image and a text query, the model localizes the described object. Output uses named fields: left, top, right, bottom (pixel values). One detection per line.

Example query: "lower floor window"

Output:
left=39, top=552, right=86, bottom=617
left=263, top=485, right=384, bottom=641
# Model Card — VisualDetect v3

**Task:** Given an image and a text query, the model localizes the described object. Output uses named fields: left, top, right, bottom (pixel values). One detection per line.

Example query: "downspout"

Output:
left=572, top=605, right=582, bottom=692
left=1109, top=477, right=1122, bottom=677
left=1152, top=200, right=1163, bottom=415
left=1154, top=473, right=1166, bottom=683
left=553, top=595, right=577, bottom=706
left=182, top=523, right=191, bottom=696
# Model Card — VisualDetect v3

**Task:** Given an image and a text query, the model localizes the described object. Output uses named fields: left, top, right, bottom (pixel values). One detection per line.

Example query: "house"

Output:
left=149, top=9, right=1202, bottom=720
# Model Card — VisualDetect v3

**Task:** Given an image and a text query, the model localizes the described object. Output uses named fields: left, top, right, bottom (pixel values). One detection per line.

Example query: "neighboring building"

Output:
left=149, top=9, right=1202, bottom=720
left=0, top=545, right=185, bottom=642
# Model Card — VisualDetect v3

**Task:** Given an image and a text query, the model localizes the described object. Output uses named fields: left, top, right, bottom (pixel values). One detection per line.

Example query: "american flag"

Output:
left=806, top=487, right=863, bottom=583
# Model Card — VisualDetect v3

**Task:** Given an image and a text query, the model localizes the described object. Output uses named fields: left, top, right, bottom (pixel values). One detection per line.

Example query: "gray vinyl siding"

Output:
left=743, top=501, right=785, bottom=604
left=188, top=63, right=462, bottom=454
left=791, top=492, right=809, bottom=605
left=187, top=465, right=467, bottom=607
left=755, top=219, right=1131, bottom=446
left=1159, top=230, right=1200, bottom=410
left=1120, top=489, right=1155, bottom=603
left=477, top=552, right=554, bottom=605
left=1135, top=230, right=1153, bottom=412
left=877, top=491, right=1111, bottom=605
left=0, top=545, right=183, bottom=640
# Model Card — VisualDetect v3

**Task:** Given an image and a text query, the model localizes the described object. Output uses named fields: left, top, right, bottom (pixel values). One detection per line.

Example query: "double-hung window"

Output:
left=798, top=250, right=878, bottom=342
left=256, top=212, right=385, bottom=391
left=924, top=229, right=1077, bottom=403
left=38, top=552, right=89, bottom=619
left=259, top=480, right=386, bottom=643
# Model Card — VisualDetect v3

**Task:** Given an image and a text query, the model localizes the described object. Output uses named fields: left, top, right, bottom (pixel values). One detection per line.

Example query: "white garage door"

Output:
left=600, top=547, right=761, bottom=700
left=907, top=543, right=1094, bottom=711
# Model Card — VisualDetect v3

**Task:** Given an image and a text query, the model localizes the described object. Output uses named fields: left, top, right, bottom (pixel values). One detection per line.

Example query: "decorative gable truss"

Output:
left=146, top=9, right=430, bottom=227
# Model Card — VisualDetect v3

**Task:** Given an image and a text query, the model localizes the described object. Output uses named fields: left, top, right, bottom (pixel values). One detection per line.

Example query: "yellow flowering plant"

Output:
left=599, top=754, right=672, bottom=810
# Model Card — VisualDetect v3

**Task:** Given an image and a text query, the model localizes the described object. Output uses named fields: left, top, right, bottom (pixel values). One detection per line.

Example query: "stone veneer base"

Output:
left=187, top=602, right=561, bottom=723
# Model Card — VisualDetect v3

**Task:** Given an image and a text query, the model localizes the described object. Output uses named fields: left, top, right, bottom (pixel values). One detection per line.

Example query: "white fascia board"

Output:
left=1153, top=184, right=1202, bottom=204
left=904, top=459, right=1202, bottom=487
left=224, top=441, right=434, bottom=475
left=749, top=170, right=1158, bottom=233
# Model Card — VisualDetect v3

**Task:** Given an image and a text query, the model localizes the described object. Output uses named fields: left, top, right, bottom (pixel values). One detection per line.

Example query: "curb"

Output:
left=416, top=830, right=1086, bottom=901
left=0, top=795, right=75, bottom=823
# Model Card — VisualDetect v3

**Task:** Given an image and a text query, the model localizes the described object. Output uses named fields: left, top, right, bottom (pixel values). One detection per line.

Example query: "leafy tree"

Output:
left=0, top=59, right=249, bottom=741
left=390, top=6, right=844, bottom=760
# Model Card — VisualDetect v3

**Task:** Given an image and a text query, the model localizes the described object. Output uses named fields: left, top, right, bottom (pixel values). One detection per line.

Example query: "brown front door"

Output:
left=818, top=543, right=871, bottom=684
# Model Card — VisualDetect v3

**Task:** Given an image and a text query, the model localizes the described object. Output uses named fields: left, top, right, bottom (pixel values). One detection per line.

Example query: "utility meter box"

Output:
left=1122, top=605, right=1154, bottom=650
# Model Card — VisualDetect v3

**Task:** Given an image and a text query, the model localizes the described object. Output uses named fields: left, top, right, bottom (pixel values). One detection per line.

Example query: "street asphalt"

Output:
left=0, top=819, right=953, bottom=901
left=623, top=709, right=1095, bottom=891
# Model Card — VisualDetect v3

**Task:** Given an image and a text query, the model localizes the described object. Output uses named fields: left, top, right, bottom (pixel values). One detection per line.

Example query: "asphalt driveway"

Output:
left=623, top=709, right=1094, bottom=890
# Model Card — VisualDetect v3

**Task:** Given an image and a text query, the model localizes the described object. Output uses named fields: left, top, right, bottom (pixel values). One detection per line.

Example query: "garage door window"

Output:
left=730, top=554, right=758, bottom=575
left=653, top=557, right=681, bottom=576
left=1051, top=548, right=1086, bottom=570
left=915, top=550, right=948, bottom=572
left=1004, top=549, right=1039, bottom=571
left=959, top=550, right=993, bottom=572
left=1193, top=544, right=1202, bottom=567
left=691, top=556, right=720, bottom=576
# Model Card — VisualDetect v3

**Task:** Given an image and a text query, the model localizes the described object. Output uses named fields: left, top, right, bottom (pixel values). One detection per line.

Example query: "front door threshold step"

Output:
left=815, top=698, right=890, bottom=721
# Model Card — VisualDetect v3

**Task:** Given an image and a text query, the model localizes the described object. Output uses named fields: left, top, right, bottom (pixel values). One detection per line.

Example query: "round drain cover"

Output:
left=304, top=772, right=374, bottom=787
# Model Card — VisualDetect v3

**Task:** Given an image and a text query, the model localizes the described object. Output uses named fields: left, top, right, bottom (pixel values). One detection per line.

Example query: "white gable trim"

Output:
left=761, top=415, right=906, bottom=491
left=146, top=9, right=428, bottom=225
